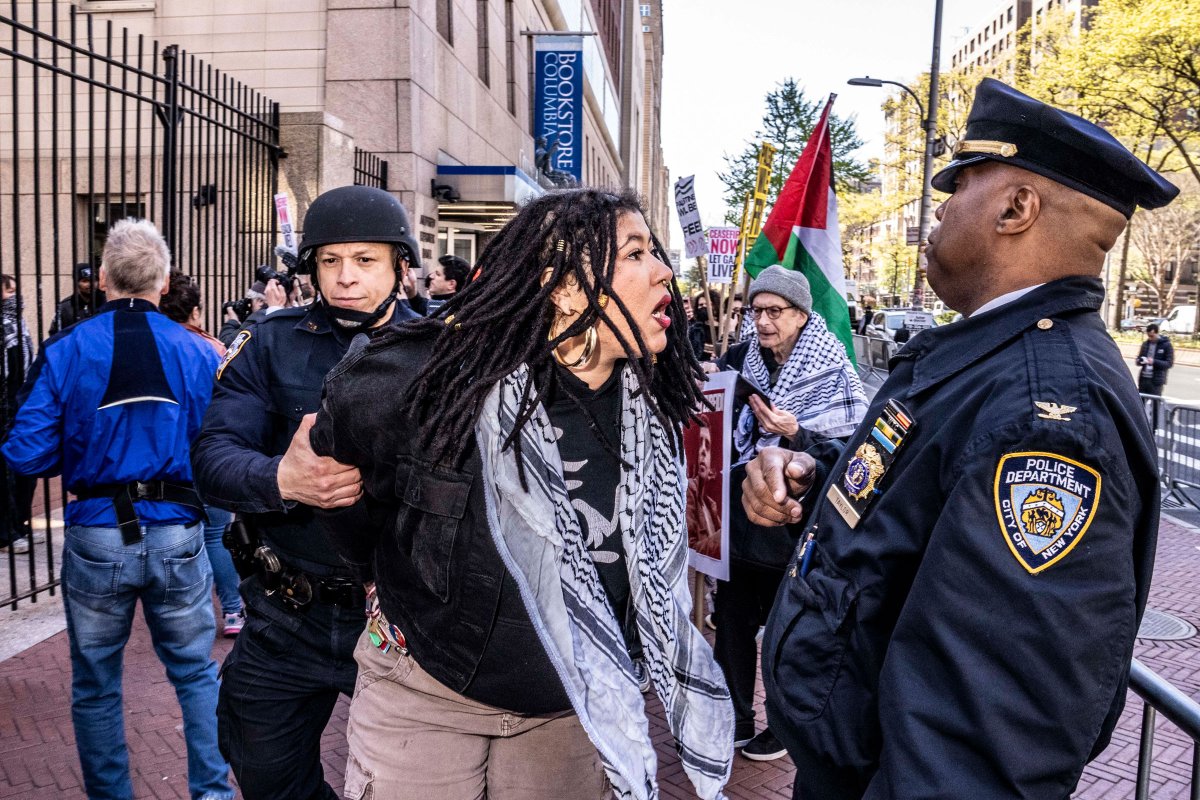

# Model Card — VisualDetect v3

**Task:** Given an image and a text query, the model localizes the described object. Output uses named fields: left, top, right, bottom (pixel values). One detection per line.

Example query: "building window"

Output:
left=477, top=0, right=490, bottom=86
left=640, top=3, right=651, bottom=15
left=505, top=0, right=516, bottom=115
left=1008, top=6, right=1014, bottom=22
left=642, top=24, right=650, bottom=32
left=437, top=0, right=453, bottom=44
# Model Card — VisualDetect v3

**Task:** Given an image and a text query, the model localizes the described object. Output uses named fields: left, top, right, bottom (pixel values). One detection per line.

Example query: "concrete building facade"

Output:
left=75, top=0, right=665, bottom=270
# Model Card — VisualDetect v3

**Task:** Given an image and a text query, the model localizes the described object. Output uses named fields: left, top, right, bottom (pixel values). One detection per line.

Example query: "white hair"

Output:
left=100, top=218, right=171, bottom=296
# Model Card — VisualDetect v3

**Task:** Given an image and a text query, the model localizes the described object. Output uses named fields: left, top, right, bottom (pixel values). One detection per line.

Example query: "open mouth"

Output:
left=652, top=294, right=672, bottom=329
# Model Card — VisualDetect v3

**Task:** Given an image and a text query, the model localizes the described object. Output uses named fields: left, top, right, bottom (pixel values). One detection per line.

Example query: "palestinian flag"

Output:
left=744, top=95, right=853, bottom=361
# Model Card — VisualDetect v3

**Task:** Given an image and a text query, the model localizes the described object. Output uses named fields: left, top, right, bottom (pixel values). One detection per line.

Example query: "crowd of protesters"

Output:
left=0, top=78, right=1184, bottom=800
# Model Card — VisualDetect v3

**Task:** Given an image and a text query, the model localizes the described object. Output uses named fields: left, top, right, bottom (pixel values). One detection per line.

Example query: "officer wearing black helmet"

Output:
left=192, top=185, right=421, bottom=800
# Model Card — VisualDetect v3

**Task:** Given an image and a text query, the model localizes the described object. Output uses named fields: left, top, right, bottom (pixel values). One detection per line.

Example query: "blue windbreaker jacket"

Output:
left=1, top=298, right=220, bottom=526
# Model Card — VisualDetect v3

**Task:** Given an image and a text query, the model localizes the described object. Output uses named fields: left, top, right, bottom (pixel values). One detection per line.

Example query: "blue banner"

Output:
left=533, top=36, right=584, bottom=186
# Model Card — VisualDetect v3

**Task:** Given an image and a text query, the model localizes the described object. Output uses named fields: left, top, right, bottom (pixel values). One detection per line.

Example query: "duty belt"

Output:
left=73, top=480, right=205, bottom=545
left=256, top=545, right=365, bottom=612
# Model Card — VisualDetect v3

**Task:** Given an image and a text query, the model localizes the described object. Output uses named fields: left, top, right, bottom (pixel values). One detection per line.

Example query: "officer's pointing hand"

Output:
left=277, top=414, right=363, bottom=509
left=742, top=447, right=814, bottom=526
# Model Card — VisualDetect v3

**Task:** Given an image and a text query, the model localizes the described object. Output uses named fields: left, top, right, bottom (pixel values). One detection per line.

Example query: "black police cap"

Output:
left=931, top=78, right=1179, bottom=218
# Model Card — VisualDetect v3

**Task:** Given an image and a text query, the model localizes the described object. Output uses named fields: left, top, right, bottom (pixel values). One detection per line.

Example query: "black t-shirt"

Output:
left=545, top=364, right=637, bottom=647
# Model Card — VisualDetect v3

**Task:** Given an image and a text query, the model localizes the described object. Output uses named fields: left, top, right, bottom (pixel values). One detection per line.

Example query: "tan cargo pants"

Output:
left=343, top=631, right=611, bottom=800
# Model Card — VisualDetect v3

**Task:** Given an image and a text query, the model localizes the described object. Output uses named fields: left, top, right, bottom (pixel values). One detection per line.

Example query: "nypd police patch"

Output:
left=216, top=330, right=251, bottom=381
left=994, top=452, right=1101, bottom=574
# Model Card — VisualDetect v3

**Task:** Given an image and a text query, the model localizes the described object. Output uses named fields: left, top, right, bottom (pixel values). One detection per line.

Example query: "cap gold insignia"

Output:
left=1035, top=401, right=1077, bottom=422
left=953, top=139, right=1019, bottom=158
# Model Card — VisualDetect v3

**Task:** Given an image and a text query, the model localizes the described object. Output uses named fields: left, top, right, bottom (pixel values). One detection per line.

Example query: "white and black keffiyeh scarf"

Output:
left=735, top=311, right=868, bottom=464
left=475, top=364, right=734, bottom=800
left=1, top=296, right=32, bottom=387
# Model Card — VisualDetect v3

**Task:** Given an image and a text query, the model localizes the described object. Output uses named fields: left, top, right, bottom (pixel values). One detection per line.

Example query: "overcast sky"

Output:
left=660, top=0, right=1005, bottom=241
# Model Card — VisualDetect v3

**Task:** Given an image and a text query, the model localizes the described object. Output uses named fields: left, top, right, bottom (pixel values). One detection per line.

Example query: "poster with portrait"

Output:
left=685, top=370, right=735, bottom=581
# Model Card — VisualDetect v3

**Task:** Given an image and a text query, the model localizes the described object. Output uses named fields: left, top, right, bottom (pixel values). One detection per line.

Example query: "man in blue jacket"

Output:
left=741, top=79, right=1179, bottom=799
left=2, top=219, right=231, bottom=800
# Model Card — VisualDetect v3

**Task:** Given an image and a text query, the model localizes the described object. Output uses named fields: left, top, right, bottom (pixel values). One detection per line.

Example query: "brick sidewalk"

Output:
left=3, top=517, right=1200, bottom=799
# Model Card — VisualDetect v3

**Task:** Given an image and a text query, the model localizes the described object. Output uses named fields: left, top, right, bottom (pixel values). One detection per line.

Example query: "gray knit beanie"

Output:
left=747, top=265, right=812, bottom=315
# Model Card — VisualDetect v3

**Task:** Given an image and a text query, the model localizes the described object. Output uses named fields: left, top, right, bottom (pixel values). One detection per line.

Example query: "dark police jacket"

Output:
left=49, top=291, right=106, bottom=335
left=1137, top=335, right=1173, bottom=387
left=763, top=277, right=1158, bottom=799
left=309, top=326, right=572, bottom=715
left=192, top=300, right=418, bottom=571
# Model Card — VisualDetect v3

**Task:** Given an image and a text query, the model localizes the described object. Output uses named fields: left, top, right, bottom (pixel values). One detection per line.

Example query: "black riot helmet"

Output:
left=297, top=185, right=422, bottom=330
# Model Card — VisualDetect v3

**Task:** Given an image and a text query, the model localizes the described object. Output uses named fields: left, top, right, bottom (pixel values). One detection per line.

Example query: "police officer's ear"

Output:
left=996, top=183, right=1041, bottom=236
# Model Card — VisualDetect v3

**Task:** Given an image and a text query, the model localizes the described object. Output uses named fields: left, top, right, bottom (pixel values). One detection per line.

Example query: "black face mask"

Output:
left=694, top=307, right=710, bottom=324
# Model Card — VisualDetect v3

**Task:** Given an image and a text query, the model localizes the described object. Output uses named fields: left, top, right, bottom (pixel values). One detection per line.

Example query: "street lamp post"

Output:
left=849, top=0, right=944, bottom=309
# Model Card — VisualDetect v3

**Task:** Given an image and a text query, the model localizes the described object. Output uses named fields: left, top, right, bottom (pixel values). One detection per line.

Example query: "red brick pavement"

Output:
left=4, top=516, right=1200, bottom=799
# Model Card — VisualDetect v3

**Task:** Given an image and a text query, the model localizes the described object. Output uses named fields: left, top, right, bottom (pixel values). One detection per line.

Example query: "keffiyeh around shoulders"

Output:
left=475, top=364, right=734, bottom=800
left=735, top=311, right=868, bottom=463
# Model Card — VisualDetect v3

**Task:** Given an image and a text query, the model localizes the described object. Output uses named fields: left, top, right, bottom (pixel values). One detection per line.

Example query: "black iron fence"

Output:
left=353, top=147, right=389, bottom=190
left=0, top=1, right=283, bottom=608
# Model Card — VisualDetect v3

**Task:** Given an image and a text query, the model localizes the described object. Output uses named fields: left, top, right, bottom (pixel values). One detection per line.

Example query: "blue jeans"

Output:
left=201, top=506, right=242, bottom=616
left=62, top=522, right=233, bottom=800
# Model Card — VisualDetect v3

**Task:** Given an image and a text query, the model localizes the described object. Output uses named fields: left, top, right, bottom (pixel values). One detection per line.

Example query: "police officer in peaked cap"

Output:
left=741, top=78, right=1179, bottom=799
left=192, top=185, right=422, bottom=800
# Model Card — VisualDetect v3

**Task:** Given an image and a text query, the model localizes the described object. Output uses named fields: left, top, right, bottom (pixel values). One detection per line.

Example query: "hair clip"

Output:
left=555, top=240, right=566, bottom=252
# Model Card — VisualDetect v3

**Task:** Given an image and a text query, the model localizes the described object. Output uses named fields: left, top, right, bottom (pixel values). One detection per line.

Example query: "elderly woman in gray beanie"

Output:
left=706, top=265, right=867, bottom=761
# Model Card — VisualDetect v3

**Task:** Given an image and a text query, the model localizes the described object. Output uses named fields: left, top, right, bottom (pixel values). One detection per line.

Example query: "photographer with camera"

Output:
left=191, top=186, right=421, bottom=800
left=218, top=285, right=266, bottom=347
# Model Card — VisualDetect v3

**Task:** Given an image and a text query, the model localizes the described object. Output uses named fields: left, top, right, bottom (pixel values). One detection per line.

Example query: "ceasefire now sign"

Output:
left=706, top=227, right=739, bottom=285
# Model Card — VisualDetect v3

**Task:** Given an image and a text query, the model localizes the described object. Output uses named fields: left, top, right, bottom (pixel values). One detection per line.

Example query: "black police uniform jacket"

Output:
left=763, top=277, right=1157, bottom=799
left=192, top=300, right=418, bottom=570
left=308, top=326, right=572, bottom=715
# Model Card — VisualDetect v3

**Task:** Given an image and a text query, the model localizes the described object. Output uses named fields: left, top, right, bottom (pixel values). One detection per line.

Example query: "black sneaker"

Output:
left=742, top=728, right=787, bottom=761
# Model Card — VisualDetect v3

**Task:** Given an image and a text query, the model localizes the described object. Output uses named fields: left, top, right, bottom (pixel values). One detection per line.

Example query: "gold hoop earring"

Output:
left=552, top=324, right=597, bottom=369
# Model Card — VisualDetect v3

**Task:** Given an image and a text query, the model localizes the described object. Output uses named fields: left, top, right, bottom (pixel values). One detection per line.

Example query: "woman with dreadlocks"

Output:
left=311, top=188, right=733, bottom=800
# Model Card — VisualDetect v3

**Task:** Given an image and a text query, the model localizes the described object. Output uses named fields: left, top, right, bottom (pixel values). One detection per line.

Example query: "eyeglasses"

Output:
left=747, top=304, right=795, bottom=321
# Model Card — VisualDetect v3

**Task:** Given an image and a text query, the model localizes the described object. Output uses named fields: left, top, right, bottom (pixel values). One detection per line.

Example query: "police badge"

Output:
left=844, top=443, right=884, bottom=500
left=994, top=452, right=1101, bottom=574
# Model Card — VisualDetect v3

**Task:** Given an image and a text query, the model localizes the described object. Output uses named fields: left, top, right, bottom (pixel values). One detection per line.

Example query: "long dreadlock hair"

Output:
left=399, top=187, right=706, bottom=480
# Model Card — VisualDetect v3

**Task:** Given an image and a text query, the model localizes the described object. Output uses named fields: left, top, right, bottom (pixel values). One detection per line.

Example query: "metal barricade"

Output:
left=1129, top=658, right=1200, bottom=799
left=1165, top=403, right=1200, bottom=507
left=851, top=334, right=895, bottom=400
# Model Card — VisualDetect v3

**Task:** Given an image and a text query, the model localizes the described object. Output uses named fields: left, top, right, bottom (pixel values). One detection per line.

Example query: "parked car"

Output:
left=864, top=309, right=939, bottom=343
left=1120, top=315, right=1165, bottom=332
